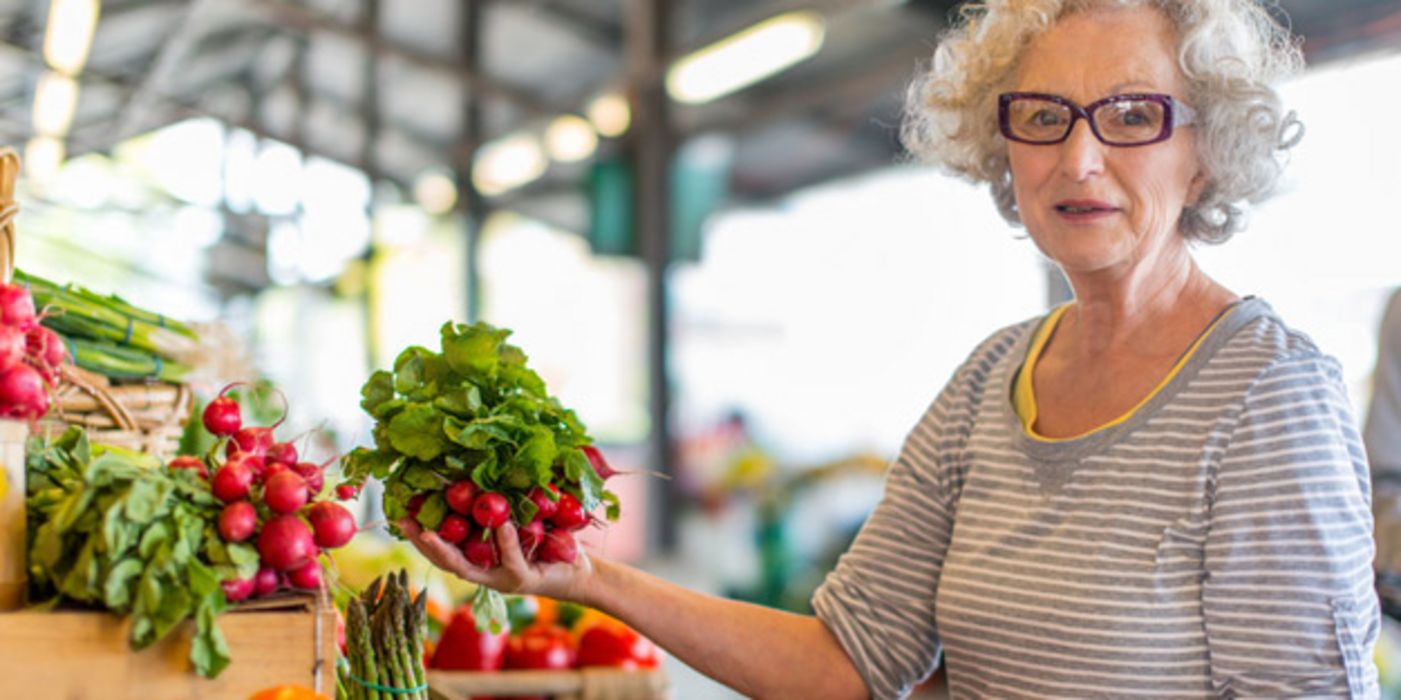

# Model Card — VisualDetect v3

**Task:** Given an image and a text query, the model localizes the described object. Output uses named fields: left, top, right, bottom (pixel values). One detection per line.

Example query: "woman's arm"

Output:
left=583, top=557, right=868, bottom=700
left=1202, top=354, right=1380, bottom=697
left=401, top=520, right=869, bottom=700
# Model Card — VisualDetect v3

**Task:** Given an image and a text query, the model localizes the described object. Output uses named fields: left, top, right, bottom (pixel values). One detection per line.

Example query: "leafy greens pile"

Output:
left=26, top=428, right=258, bottom=677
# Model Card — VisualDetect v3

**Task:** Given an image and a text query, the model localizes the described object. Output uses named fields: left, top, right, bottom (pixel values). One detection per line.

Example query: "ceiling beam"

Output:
left=528, top=0, right=622, bottom=47
left=114, top=0, right=219, bottom=141
left=0, top=40, right=389, bottom=185
left=238, top=0, right=564, bottom=119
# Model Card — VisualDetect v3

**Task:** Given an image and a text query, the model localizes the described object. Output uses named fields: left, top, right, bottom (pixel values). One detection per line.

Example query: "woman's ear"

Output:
left=1186, top=170, right=1207, bottom=207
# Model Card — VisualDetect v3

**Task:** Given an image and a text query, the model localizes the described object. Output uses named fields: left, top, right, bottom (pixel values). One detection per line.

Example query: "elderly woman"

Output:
left=404, top=0, right=1380, bottom=697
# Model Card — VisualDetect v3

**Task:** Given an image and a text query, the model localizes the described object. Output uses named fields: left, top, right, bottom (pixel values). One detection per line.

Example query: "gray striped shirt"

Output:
left=813, top=298, right=1380, bottom=698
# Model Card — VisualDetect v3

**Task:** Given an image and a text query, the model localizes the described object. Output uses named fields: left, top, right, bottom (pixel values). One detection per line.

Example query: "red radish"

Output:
left=264, top=471, right=309, bottom=514
left=258, top=515, right=317, bottom=571
left=218, top=501, right=258, bottom=542
left=266, top=442, right=298, bottom=466
left=537, top=530, right=578, bottom=564
left=221, top=576, right=255, bottom=602
left=549, top=493, right=589, bottom=531
left=0, top=363, right=49, bottom=419
left=527, top=485, right=559, bottom=521
left=168, top=455, right=208, bottom=479
left=288, top=558, right=323, bottom=590
left=24, top=325, right=66, bottom=368
left=227, top=452, right=266, bottom=480
left=582, top=445, right=618, bottom=480
left=254, top=566, right=281, bottom=597
left=463, top=535, right=499, bottom=568
left=0, top=325, right=25, bottom=371
left=211, top=463, right=254, bottom=503
left=226, top=426, right=274, bottom=458
left=202, top=383, right=244, bottom=437
left=260, top=460, right=288, bottom=482
left=307, top=501, right=357, bottom=548
left=335, top=483, right=359, bottom=501
left=407, top=493, right=427, bottom=518
left=471, top=492, right=510, bottom=528
left=445, top=480, right=478, bottom=515
left=518, top=518, right=545, bottom=557
left=0, top=284, right=36, bottom=328
left=292, top=462, right=325, bottom=496
left=438, top=514, right=470, bottom=544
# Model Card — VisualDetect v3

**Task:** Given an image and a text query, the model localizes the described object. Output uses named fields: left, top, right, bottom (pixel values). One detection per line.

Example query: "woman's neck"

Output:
left=1058, top=248, right=1236, bottom=359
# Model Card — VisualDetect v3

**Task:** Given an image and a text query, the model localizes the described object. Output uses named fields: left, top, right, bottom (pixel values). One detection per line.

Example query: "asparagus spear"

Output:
left=349, top=598, right=380, bottom=700
left=409, top=589, right=428, bottom=700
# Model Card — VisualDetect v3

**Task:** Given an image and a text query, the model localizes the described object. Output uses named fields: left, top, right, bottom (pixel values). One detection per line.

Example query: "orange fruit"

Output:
left=248, top=685, right=330, bottom=700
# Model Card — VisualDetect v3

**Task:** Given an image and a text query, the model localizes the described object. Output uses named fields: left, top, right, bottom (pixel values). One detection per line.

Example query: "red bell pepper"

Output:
left=431, top=609, right=509, bottom=671
left=576, top=622, right=661, bottom=670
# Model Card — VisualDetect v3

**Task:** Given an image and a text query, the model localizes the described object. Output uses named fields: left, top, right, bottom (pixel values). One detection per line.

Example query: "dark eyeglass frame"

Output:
left=997, top=92, right=1196, bottom=147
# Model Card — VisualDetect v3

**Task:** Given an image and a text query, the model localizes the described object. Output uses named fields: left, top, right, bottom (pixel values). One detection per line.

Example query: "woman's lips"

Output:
left=1054, top=199, right=1118, bottom=221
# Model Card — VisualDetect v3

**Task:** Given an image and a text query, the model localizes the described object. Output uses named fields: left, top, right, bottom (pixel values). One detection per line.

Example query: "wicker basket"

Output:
left=0, top=147, right=194, bottom=459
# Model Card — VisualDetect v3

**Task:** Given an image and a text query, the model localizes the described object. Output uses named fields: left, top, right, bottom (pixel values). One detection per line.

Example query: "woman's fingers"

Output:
left=401, top=518, right=486, bottom=581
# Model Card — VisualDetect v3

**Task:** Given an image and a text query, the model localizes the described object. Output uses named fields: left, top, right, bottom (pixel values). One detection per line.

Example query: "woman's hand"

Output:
left=398, top=518, right=595, bottom=603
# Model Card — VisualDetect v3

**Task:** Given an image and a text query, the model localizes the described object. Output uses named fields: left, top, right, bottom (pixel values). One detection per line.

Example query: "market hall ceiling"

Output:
left=0, top=0, right=1398, bottom=226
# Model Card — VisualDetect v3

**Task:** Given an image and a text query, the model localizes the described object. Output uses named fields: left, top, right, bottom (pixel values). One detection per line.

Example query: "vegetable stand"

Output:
left=0, top=591, right=339, bottom=700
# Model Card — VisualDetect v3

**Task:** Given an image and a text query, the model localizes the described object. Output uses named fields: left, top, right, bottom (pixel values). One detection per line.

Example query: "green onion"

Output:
left=15, top=268, right=198, bottom=362
left=66, top=336, right=191, bottom=383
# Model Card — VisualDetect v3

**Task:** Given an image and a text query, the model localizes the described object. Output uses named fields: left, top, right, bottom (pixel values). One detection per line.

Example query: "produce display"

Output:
left=26, top=428, right=240, bottom=677
left=338, top=570, right=429, bottom=700
left=429, top=593, right=661, bottom=679
left=23, top=382, right=359, bottom=678
left=195, top=383, right=359, bottom=602
left=17, top=269, right=196, bottom=382
left=0, top=278, right=67, bottom=418
left=342, top=322, right=621, bottom=629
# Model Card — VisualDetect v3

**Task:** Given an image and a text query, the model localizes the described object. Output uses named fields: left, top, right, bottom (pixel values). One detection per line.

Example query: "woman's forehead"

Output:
left=1014, top=7, right=1186, bottom=97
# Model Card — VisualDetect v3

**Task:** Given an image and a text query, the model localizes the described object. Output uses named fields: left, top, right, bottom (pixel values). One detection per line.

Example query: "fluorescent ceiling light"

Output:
left=667, top=11, right=826, bottom=105
left=412, top=170, right=458, bottom=215
left=586, top=93, right=631, bottom=138
left=472, top=133, right=547, bottom=196
left=43, top=0, right=101, bottom=76
left=32, top=71, right=78, bottom=136
left=25, top=136, right=65, bottom=182
left=545, top=115, right=598, bottom=163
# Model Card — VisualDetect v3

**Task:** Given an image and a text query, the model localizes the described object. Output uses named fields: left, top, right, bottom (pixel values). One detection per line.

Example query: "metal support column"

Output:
left=457, top=0, right=485, bottom=324
left=361, top=0, right=381, bottom=367
left=626, top=0, right=678, bottom=552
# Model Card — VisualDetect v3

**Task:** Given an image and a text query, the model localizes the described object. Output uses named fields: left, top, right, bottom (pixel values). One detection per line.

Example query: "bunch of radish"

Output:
left=414, top=445, right=617, bottom=570
left=174, top=383, right=360, bottom=602
left=0, top=282, right=66, bottom=420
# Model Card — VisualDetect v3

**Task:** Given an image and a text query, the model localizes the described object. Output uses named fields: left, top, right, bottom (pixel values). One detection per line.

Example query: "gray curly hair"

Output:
left=902, top=0, right=1305, bottom=243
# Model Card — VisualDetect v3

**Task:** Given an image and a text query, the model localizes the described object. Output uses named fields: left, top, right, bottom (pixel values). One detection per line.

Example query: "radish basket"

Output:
left=0, top=147, right=193, bottom=459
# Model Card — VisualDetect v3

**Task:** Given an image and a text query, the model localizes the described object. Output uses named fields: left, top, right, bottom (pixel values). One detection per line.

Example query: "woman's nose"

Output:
left=1058, top=119, right=1106, bottom=182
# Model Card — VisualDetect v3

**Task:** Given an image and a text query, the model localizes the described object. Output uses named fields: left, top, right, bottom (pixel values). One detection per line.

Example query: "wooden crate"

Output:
left=429, top=669, right=669, bottom=700
left=0, top=591, right=339, bottom=700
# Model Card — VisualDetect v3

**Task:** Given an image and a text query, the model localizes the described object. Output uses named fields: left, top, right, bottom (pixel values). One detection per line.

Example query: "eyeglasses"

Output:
left=997, top=92, right=1196, bottom=147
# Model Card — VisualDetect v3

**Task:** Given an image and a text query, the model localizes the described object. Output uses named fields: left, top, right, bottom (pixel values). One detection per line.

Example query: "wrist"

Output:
left=570, top=555, right=617, bottom=610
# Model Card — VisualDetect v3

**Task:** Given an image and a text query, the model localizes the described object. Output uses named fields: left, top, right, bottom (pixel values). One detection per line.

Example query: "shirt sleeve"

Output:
left=1203, top=353, right=1380, bottom=698
left=1366, top=291, right=1401, bottom=607
left=811, top=389, right=964, bottom=700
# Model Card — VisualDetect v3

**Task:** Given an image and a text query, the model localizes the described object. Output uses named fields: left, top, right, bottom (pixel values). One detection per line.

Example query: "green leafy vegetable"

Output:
left=26, top=428, right=233, bottom=677
left=341, top=321, right=621, bottom=627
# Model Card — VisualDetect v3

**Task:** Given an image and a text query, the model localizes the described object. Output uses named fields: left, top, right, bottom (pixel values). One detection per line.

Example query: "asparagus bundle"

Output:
left=340, top=570, right=429, bottom=700
left=15, top=269, right=196, bottom=382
